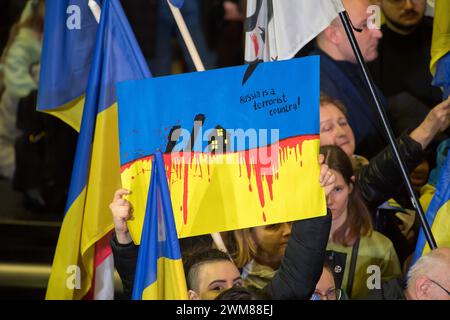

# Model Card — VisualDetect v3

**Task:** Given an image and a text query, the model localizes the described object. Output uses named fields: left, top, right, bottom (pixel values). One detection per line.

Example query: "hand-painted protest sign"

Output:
left=117, top=56, right=325, bottom=242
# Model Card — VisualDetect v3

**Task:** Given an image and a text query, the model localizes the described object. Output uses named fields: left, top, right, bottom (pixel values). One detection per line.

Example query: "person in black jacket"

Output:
left=110, top=156, right=336, bottom=300
left=111, top=212, right=333, bottom=300
left=320, top=93, right=450, bottom=265
left=319, top=93, right=450, bottom=211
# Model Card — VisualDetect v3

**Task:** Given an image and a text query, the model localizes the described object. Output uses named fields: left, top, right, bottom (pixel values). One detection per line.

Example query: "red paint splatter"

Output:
left=120, top=135, right=319, bottom=227
left=239, top=158, right=242, bottom=178
left=266, top=174, right=274, bottom=201
left=253, top=161, right=267, bottom=208
left=165, top=154, right=173, bottom=187
left=183, top=154, right=189, bottom=225
left=198, top=161, right=203, bottom=178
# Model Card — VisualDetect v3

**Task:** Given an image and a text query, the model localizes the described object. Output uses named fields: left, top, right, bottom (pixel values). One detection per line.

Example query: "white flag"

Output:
left=245, top=0, right=345, bottom=62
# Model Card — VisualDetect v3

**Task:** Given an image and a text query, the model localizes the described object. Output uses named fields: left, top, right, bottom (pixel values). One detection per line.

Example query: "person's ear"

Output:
left=188, top=289, right=200, bottom=300
left=415, top=276, right=432, bottom=300
left=324, top=24, right=342, bottom=45
left=351, top=175, right=356, bottom=183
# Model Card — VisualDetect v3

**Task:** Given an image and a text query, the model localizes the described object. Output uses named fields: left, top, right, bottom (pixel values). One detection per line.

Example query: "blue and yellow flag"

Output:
left=412, top=152, right=450, bottom=264
left=430, top=0, right=450, bottom=99
left=45, top=0, right=151, bottom=299
left=37, top=0, right=100, bottom=131
left=117, top=57, right=326, bottom=242
left=132, top=152, right=188, bottom=300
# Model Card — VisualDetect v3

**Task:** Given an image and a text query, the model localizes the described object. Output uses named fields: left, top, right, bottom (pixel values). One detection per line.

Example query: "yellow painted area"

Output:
left=141, top=257, right=188, bottom=300
left=123, top=138, right=326, bottom=244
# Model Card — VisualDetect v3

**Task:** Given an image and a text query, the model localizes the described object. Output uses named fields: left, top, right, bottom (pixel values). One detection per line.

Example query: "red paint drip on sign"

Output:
left=121, top=135, right=319, bottom=227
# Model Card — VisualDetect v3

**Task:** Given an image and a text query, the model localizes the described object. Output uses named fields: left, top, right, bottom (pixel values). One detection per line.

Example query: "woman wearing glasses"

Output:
left=311, top=263, right=347, bottom=300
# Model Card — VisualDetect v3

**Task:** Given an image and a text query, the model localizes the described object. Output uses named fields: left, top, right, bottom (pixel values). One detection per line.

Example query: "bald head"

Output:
left=406, top=248, right=450, bottom=300
left=317, top=0, right=382, bottom=63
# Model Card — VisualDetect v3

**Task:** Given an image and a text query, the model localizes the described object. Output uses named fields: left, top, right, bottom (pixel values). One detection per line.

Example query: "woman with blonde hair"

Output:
left=227, top=222, right=292, bottom=289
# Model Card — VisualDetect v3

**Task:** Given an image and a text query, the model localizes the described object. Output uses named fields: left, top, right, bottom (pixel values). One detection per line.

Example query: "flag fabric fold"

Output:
left=37, top=0, right=100, bottom=131
left=412, top=152, right=450, bottom=265
left=433, top=53, right=450, bottom=99
left=45, top=0, right=151, bottom=300
left=430, top=0, right=450, bottom=99
left=132, top=152, right=188, bottom=300
left=244, top=0, right=344, bottom=63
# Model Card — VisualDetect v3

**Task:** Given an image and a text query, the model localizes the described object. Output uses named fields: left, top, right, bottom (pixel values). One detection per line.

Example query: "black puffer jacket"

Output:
left=356, top=132, right=427, bottom=211
left=111, top=213, right=331, bottom=300
left=265, top=212, right=331, bottom=299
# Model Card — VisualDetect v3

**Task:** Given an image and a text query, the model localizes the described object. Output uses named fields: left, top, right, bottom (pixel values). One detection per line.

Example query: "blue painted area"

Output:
left=117, top=56, right=320, bottom=165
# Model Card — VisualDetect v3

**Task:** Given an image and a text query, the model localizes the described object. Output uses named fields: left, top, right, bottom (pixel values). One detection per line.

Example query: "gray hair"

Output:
left=407, top=248, right=450, bottom=289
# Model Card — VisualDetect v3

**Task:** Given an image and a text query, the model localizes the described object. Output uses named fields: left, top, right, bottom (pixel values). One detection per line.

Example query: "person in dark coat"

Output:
left=319, top=93, right=450, bottom=211
left=370, top=0, right=447, bottom=169
left=371, top=0, right=442, bottom=110
left=311, top=0, right=385, bottom=159
left=111, top=212, right=332, bottom=300
left=319, top=93, right=450, bottom=265
left=109, top=158, right=336, bottom=300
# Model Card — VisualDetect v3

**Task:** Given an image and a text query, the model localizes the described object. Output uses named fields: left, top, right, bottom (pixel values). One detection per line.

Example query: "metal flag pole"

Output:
left=339, top=10, right=437, bottom=250
left=167, top=0, right=229, bottom=255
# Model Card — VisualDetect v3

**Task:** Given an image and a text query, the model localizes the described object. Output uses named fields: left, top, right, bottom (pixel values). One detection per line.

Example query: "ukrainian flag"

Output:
left=412, top=152, right=450, bottom=264
left=44, top=0, right=151, bottom=299
left=430, top=0, right=450, bottom=99
left=37, top=0, right=99, bottom=131
left=132, top=152, right=188, bottom=300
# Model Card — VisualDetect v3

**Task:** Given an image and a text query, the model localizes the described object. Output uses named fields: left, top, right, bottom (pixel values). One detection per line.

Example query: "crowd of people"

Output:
left=0, top=0, right=449, bottom=300
left=0, top=0, right=243, bottom=213
left=109, top=0, right=450, bottom=300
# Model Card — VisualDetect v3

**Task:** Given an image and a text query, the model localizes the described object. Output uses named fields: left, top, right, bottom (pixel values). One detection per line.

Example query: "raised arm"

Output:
left=265, top=155, right=334, bottom=299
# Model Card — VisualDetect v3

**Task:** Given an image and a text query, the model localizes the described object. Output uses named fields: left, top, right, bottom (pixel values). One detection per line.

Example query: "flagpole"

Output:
left=167, top=1, right=205, bottom=72
left=167, top=0, right=229, bottom=254
left=339, top=11, right=437, bottom=250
